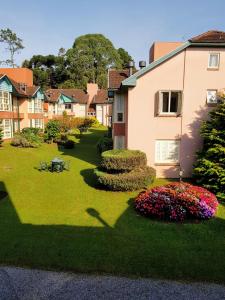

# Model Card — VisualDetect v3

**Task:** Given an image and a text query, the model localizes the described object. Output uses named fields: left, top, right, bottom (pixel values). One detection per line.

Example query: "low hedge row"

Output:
left=101, top=149, right=147, bottom=172
left=94, top=166, right=156, bottom=191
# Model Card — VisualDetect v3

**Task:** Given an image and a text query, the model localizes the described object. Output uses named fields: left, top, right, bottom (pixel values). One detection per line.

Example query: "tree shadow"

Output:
left=0, top=180, right=225, bottom=282
left=59, top=128, right=106, bottom=166
left=160, top=105, right=213, bottom=179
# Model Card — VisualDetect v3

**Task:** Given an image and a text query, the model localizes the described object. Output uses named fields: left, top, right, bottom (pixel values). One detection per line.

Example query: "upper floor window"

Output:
left=208, top=53, right=220, bottom=69
left=34, top=98, right=42, bottom=113
left=115, top=94, right=125, bottom=122
left=158, top=91, right=182, bottom=116
left=0, top=91, right=10, bottom=111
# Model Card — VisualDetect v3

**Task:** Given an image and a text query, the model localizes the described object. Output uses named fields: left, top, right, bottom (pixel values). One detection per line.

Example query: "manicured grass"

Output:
left=0, top=127, right=224, bottom=283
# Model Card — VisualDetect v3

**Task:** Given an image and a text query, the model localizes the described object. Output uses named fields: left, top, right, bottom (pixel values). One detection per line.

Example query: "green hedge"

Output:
left=101, top=149, right=147, bottom=172
left=97, top=137, right=113, bottom=153
left=94, top=166, right=156, bottom=191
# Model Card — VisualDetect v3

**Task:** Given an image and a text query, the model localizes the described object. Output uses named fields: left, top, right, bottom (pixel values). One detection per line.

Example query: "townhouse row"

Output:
left=0, top=68, right=110, bottom=139
left=109, top=30, right=225, bottom=178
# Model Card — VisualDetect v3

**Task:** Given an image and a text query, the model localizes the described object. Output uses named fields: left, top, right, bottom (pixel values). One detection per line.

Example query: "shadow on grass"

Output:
left=0, top=180, right=225, bottom=283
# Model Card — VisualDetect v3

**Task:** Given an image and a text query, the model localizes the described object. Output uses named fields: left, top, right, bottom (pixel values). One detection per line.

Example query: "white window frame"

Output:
left=206, top=90, right=218, bottom=104
left=155, top=140, right=180, bottom=164
left=208, top=53, right=220, bottom=69
left=115, top=94, right=125, bottom=123
left=31, top=119, right=43, bottom=129
left=158, top=91, right=182, bottom=116
left=0, top=119, right=12, bottom=138
left=0, top=91, right=11, bottom=111
left=114, top=136, right=125, bottom=149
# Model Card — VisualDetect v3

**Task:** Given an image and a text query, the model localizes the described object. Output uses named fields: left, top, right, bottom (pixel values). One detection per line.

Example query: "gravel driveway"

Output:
left=0, top=266, right=224, bottom=300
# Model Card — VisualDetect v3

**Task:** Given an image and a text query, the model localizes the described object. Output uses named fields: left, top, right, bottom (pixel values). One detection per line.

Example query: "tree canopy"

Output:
left=193, top=99, right=225, bottom=200
left=23, top=33, right=134, bottom=90
left=0, top=28, right=24, bottom=67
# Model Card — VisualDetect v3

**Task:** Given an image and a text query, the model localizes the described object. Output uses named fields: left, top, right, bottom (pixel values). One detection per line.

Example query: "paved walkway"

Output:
left=0, top=267, right=224, bottom=300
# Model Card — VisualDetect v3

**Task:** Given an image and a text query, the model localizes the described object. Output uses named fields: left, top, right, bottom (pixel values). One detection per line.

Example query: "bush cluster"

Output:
left=44, top=117, right=96, bottom=143
left=134, top=182, right=219, bottom=222
left=101, top=149, right=147, bottom=171
left=11, top=127, right=43, bottom=148
left=95, top=166, right=155, bottom=191
left=95, top=149, right=155, bottom=191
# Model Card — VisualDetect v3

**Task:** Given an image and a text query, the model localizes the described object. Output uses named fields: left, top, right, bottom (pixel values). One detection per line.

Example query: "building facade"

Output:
left=0, top=68, right=45, bottom=139
left=45, top=83, right=111, bottom=126
left=109, top=30, right=225, bottom=178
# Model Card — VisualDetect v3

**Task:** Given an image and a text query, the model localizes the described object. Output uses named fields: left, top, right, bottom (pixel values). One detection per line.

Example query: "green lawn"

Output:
left=0, top=127, right=224, bottom=283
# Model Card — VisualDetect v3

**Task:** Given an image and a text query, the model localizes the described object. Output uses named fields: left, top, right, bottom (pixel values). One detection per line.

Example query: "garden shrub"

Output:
left=45, top=120, right=61, bottom=142
left=134, top=182, right=219, bottom=222
left=68, top=128, right=81, bottom=138
left=97, top=136, right=113, bottom=153
left=64, top=139, right=75, bottom=149
left=22, top=127, right=41, bottom=135
left=11, top=134, right=40, bottom=148
left=101, top=149, right=147, bottom=172
left=95, top=166, right=156, bottom=191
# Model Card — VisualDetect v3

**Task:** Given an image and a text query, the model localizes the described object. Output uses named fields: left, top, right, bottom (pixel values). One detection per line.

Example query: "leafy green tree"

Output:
left=66, top=34, right=123, bottom=89
left=0, top=28, right=24, bottom=67
left=22, top=53, right=68, bottom=89
left=0, top=128, right=3, bottom=146
left=117, top=47, right=133, bottom=69
left=193, top=101, right=225, bottom=200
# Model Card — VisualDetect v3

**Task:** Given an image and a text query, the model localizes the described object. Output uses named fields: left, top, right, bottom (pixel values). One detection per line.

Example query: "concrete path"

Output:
left=0, top=267, right=224, bottom=300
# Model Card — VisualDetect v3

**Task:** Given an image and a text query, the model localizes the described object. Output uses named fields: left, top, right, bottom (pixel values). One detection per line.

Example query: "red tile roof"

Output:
left=45, top=89, right=88, bottom=104
left=189, top=30, right=225, bottom=43
left=0, top=73, right=39, bottom=97
left=108, top=69, right=130, bottom=89
left=45, top=88, right=108, bottom=104
left=93, top=89, right=108, bottom=104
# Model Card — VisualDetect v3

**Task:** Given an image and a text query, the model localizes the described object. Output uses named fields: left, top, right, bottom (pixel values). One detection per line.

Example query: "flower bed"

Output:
left=134, top=182, right=218, bottom=221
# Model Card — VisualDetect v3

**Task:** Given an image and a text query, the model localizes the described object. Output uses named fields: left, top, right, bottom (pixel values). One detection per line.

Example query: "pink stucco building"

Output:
left=108, top=30, right=225, bottom=178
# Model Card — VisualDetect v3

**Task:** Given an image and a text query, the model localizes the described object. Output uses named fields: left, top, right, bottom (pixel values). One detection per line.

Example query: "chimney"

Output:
left=127, top=61, right=134, bottom=76
left=87, top=83, right=98, bottom=107
left=139, top=61, right=146, bottom=69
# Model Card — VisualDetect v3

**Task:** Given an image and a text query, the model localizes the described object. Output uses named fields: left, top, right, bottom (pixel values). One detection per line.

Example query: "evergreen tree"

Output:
left=193, top=100, right=225, bottom=200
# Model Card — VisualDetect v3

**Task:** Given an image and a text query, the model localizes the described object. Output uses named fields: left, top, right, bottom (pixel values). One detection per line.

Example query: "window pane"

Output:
left=207, top=90, right=217, bottom=103
left=117, top=112, right=123, bottom=122
left=155, top=140, right=180, bottom=163
left=209, top=54, right=219, bottom=68
left=162, top=92, right=169, bottom=112
left=170, top=92, right=179, bottom=112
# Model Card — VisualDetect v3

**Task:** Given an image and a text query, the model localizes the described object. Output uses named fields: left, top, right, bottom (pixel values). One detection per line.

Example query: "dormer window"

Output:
left=208, top=53, right=220, bottom=69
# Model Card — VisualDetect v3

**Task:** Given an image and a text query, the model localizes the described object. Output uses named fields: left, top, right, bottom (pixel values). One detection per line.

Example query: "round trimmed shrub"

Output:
left=134, top=182, right=219, bottom=222
left=94, top=166, right=156, bottom=191
left=101, top=149, right=147, bottom=172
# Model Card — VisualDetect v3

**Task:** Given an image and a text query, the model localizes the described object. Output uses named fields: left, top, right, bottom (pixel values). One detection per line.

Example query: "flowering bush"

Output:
left=134, top=182, right=218, bottom=221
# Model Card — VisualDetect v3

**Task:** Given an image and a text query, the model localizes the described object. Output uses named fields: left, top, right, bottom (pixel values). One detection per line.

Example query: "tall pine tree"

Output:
left=193, top=100, right=225, bottom=200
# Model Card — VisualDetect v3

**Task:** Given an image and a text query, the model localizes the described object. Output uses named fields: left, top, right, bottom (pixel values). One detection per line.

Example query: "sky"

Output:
left=1, top=0, right=225, bottom=66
